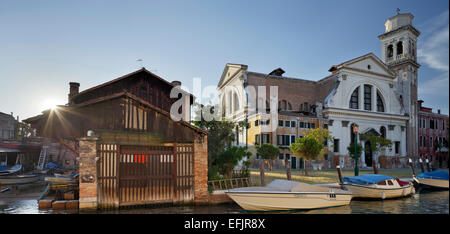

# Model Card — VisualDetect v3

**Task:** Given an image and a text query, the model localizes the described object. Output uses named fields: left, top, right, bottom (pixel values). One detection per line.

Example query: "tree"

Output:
left=434, top=138, right=443, bottom=168
left=257, top=143, right=280, bottom=186
left=192, top=104, right=235, bottom=179
left=215, top=146, right=251, bottom=179
left=237, top=120, right=250, bottom=147
left=290, top=137, right=321, bottom=176
left=360, top=134, right=392, bottom=169
left=290, top=128, right=332, bottom=176
left=347, top=141, right=363, bottom=176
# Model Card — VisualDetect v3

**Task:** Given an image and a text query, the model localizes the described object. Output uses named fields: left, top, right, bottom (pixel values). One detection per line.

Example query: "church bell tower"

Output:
left=378, top=12, right=420, bottom=160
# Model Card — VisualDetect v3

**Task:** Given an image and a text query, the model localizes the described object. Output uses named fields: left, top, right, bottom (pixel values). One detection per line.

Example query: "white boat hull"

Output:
left=342, top=184, right=414, bottom=199
left=226, top=192, right=352, bottom=211
left=417, top=178, right=449, bottom=189
left=0, top=175, right=40, bottom=185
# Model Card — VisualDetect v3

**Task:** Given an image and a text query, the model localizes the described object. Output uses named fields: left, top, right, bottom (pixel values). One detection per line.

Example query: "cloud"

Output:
left=417, top=10, right=449, bottom=71
left=418, top=10, right=449, bottom=37
left=417, top=25, right=449, bottom=71
left=419, top=72, right=449, bottom=95
left=417, top=10, right=449, bottom=114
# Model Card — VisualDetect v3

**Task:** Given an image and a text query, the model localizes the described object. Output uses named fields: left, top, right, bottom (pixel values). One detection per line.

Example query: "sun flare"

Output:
left=41, top=98, right=62, bottom=111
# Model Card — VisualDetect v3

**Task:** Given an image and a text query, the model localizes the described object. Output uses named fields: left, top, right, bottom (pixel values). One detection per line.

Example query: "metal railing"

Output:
left=208, top=177, right=251, bottom=190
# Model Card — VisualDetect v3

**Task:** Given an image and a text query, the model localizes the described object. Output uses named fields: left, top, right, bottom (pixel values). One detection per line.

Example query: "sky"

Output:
left=0, top=0, right=448, bottom=120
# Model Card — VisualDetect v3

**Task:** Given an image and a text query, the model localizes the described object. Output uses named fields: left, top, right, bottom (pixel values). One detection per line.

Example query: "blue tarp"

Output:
left=417, top=170, right=449, bottom=181
left=45, top=162, right=64, bottom=169
left=342, top=174, right=396, bottom=185
left=0, top=166, right=9, bottom=171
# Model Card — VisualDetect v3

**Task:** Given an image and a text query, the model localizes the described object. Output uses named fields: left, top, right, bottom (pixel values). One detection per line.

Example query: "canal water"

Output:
left=1, top=190, right=448, bottom=214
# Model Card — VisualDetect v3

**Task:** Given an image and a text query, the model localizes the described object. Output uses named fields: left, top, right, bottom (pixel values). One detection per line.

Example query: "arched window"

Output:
left=228, top=91, right=232, bottom=114
left=387, top=44, right=393, bottom=58
left=278, top=100, right=291, bottom=111
left=408, top=40, right=412, bottom=55
left=233, top=92, right=239, bottom=112
left=380, top=126, right=386, bottom=138
left=364, top=85, right=372, bottom=111
left=397, top=41, right=403, bottom=55
left=222, top=96, right=226, bottom=117
left=376, top=91, right=385, bottom=112
left=349, top=87, right=359, bottom=109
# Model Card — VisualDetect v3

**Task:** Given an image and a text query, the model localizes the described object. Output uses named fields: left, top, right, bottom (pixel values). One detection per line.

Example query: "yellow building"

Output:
left=247, top=112, right=328, bottom=170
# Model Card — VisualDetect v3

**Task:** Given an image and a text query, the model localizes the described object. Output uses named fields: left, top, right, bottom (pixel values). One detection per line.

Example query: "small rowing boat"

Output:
left=414, top=170, right=449, bottom=190
left=341, top=174, right=415, bottom=199
left=0, top=164, right=22, bottom=176
left=0, top=174, right=40, bottom=185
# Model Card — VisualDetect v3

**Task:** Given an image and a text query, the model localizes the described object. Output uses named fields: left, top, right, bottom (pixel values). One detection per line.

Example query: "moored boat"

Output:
left=0, top=164, right=22, bottom=176
left=0, top=174, right=40, bottom=185
left=414, top=170, right=449, bottom=190
left=341, top=174, right=415, bottom=199
left=225, top=179, right=352, bottom=211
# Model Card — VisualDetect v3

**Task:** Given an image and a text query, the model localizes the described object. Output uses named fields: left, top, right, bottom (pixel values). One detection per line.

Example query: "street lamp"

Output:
left=353, top=125, right=359, bottom=176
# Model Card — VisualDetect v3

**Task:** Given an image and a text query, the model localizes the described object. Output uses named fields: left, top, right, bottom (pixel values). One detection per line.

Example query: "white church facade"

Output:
left=216, top=13, right=420, bottom=169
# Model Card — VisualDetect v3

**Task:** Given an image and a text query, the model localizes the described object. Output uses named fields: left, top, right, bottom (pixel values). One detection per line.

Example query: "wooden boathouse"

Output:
left=24, top=68, right=209, bottom=209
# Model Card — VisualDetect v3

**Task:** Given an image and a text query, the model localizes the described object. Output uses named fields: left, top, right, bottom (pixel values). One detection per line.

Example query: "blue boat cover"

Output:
left=342, top=174, right=396, bottom=185
left=417, top=170, right=449, bottom=181
left=0, top=166, right=9, bottom=171
left=45, top=162, right=64, bottom=169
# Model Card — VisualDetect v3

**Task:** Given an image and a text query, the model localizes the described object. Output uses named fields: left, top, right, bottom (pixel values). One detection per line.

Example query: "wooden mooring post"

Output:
left=425, top=159, right=431, bottom=172
left=408, top=158, right=416, bottom=176
left=419, top=158, right=425, bottom=173
left=336, top=165, right=343, bottom=184
left=372, top=160, right=379, bottom=174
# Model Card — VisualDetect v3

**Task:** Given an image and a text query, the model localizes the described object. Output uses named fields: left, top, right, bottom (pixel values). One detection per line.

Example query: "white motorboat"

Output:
left=225, top=179, right=352, bottom=211
left=414, top=170, right=449, bottom=190
left=341, top=174, right=415, bottom=199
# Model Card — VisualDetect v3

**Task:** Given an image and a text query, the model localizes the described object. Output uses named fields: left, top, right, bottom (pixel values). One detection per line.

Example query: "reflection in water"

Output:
left=1, top=191, right=448, bottom=214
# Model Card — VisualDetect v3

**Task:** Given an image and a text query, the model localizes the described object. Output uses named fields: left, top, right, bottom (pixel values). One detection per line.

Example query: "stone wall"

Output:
left=378, top=156, right=408, bottom=169
left=44, top=139, right=78, bottom=168
left=78, top=137, right=98, bottom=209
left=193, top=135, right=209, bottom=204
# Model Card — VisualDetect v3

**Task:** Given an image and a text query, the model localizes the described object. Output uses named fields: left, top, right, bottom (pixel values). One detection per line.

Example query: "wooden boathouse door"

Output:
left=118, top=145, right=175, bottom=206
left=97, top=143, right=195, bottom=209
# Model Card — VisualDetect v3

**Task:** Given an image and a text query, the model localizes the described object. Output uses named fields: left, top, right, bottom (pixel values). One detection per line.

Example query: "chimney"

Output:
left=69, top=82, right=80, bottom=102
left=269, top=68, right=285, bottom=76
left=418, top=100, right=424, bottom=108
left=171, top=81, right=182, bottom=86
left=328, top=66, right=338, bottom=74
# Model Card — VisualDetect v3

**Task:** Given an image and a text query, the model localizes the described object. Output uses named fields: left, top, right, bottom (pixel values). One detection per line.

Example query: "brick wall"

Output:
left=78, top=137, right=98, bottom=209
left=193, top=135, right=209, bottom=204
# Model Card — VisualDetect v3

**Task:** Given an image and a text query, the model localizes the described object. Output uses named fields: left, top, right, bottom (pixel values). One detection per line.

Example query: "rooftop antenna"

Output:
left=396, top=8, right=401, bottom=15
left=137, top=59, right=144, bottom=68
